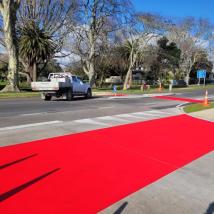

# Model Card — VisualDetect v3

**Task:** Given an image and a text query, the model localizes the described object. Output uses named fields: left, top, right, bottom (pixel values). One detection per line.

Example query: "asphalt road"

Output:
left=0, top=88, right=213, bottom=145
left=0, top=95, right=180, bottom=126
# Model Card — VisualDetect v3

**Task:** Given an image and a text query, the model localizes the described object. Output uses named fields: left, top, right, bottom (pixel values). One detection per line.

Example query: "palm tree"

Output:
left=19, top=21, right=57, bottom=81
left=117, top=39, right=141, bottom=90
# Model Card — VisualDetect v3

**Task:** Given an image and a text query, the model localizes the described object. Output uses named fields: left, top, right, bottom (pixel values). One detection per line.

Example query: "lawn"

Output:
left=183, top=102, right=214, bottom=113
left=93, top=84, right=214, bottom=94
left=0, top=92, right=40, bottom=99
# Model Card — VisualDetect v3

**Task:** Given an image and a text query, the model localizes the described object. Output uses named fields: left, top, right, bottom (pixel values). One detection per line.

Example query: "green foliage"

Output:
left=0, top=92, right=39, bottom=99
left=157, top=37, right=181, bottom=69
left=156, top=37, right=181, bottom=82
left=19, top=21, right=57, bottom=65
left=0, top=61, right=8, bottom=81
left=184, top=102, right=214, bottom=113
left=190, top=50, right=213, bottom=79
left=38, top=59, right=63, bottom=78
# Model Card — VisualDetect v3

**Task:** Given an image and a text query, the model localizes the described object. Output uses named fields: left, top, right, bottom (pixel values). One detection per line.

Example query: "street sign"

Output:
left=197, top=70, right=206, bottom=86
left=197, top=70, right=206, bottom=78
left=113, top=85, right=117, bottom=93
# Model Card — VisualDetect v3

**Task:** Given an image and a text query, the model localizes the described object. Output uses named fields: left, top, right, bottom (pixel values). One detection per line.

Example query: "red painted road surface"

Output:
left=154, top=95, right=204, bottom=103
left=0, top=115, right=213, bottom=214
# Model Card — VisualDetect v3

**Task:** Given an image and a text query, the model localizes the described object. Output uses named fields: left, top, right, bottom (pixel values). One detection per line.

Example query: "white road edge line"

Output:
left=20, top=112, right=47, bottom=116
left=0, top=121, right=63, bottom=131
left=148, top=110, right=172, bottom=115
left=98, top=106, right=113, bottom=110
left=74, top=119, right=107, bottom=126
left=176, top=102, right=188, bottom=108
left=96, top=116, right=129, bottom=122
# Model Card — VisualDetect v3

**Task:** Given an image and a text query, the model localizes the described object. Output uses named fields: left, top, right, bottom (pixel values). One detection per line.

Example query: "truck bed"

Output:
left=31, top=81, right=71, bottom=91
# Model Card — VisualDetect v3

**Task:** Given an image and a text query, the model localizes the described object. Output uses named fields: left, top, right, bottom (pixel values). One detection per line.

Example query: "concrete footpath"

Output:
left=100, top=109, right=214, bottom=214
left=190, top=108, right=214, bottom=122
left=100, top=152, right=214, bottom=214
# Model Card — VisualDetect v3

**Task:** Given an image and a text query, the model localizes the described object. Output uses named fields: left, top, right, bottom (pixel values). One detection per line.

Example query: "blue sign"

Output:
left=197, top=70, right=206, bottom=78
left=113, top=85, right=117, bottom=93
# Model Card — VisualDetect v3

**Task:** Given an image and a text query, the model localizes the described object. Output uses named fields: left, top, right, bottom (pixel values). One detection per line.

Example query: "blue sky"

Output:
left=133, top=0, right=214, bottom=23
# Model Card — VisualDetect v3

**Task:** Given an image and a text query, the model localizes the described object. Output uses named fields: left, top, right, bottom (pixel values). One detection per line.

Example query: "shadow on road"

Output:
left=113, top=202, right=128, bottom=214
left=205, top=202, right=214, bottom=214
left=52, top=96, right=101, bottom=102
left=0, top=154, right=37, bottom=170
left=0, top=168, right=60, bottom=202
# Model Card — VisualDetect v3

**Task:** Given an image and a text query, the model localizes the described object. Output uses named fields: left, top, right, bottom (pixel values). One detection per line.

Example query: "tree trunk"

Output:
left=33, top=62, right=37, bottom=82
left=184, top=62, right=193, bottom=86
left=0, top=1, right=20, bottom=92
left=123, top=50, right=136, bottom=90
left=21, top=61, right=33, bottom=82
left=88, top=62, right=95, bottom=86
left=82, top=28, right=96, bottom=87
left=99, top=71, right=105, bottom=88
left=83, top=61, right=95, bottom=87
left=19, top=72, right=31, bottom=83
left=123, top=67, right=132, bottom=90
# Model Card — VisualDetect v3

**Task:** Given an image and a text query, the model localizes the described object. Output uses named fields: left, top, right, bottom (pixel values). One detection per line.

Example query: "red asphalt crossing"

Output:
left=0, top=113, right=214, bottom=214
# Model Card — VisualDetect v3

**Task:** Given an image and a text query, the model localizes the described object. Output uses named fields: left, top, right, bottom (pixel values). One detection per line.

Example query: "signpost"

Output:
left=113, top=85, right=117, bottom=96
left=197, top=70, right=206, bottom=86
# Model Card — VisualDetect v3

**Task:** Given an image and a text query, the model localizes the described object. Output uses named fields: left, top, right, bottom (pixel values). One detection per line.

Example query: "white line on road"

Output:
left=176, top=102, right=188, bottom=108
left=116, top=114, right=145, bottom=119
left=0, top=121, right=63, bottom=131
left=20, top=112, right=47, bottom=116
left=74, top=119, right=107, bottom=126
left=97, top=116, right=129, bottom=122
left=98, top=106, right=114, bottom=110
left=132, top=112, right=156, bottom=116
left=144, top=103, right=157, bottom=105
left=147, top=110, right=172, bottom=115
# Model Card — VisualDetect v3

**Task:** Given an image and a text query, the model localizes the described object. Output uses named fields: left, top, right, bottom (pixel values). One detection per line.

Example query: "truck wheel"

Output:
left=44, top=95, right=52, bottom=101
left=85, top=89, right=92, bottom=98
left=66, top=89, right=73, bottom=101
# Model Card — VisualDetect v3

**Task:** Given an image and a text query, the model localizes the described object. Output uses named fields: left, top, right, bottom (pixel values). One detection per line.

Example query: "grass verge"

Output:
left=183, top=102, right=214, bottom=113
left=93, top=84, right=214, bottom=95
left=0, top=83, right=214, bottom=99
left=0, top=92, right=40, bottom=99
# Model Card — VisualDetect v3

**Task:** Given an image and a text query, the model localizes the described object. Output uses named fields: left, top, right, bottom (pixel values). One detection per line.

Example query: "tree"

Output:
left=38, top=59, right=63, bottom=79
left=17, top=0, right=77, bottom=81
left=70, top=0, right=132, bottom=86
left=19, top=21, right=57, bottom=81
left=121, top=39, right=141, bottom=89
left=190, top=50, right=213, bottom=81
left=167, top=17, right=214, bottom=85
left=121, top=13, right=169, bottom=90
left=0, top=0, right=20, bottom=92
left=156, top=37, right=181, bottom=82
left=0, top=53, right=8, bottom=81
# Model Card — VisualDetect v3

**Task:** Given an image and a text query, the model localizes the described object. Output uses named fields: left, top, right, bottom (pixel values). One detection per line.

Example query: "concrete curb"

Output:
left=93, top=92, right=178, bottom=98
left=178, top=103, right=214, bottom=122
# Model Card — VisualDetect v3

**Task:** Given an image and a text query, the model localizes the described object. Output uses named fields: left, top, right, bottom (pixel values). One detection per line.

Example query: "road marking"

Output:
left=97, top=116, right=129, bottom=122
left=176, top=102, right=188, bottom=108
left=0, top=121, right=63, bottom=131
left=74, top=119, right=107, bottom=126
left=144, top=103, right=156, bottom=105
left=147, top=110, right=172, bottom=115
left=20, top=112, right=47, bottom=116
left=116, top=114, right=145, bottom=119
left=132, top=112, right=156, bottom=116
left=98, top=106, right=114, bottom=110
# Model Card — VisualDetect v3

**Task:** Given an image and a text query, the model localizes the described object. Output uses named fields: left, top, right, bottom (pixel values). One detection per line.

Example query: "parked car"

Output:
left=172, top=80, right=187, bottom=87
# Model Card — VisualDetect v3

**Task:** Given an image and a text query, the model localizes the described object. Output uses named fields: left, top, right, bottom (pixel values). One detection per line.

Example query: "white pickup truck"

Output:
left=31, top=73, right=92, bottom=101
